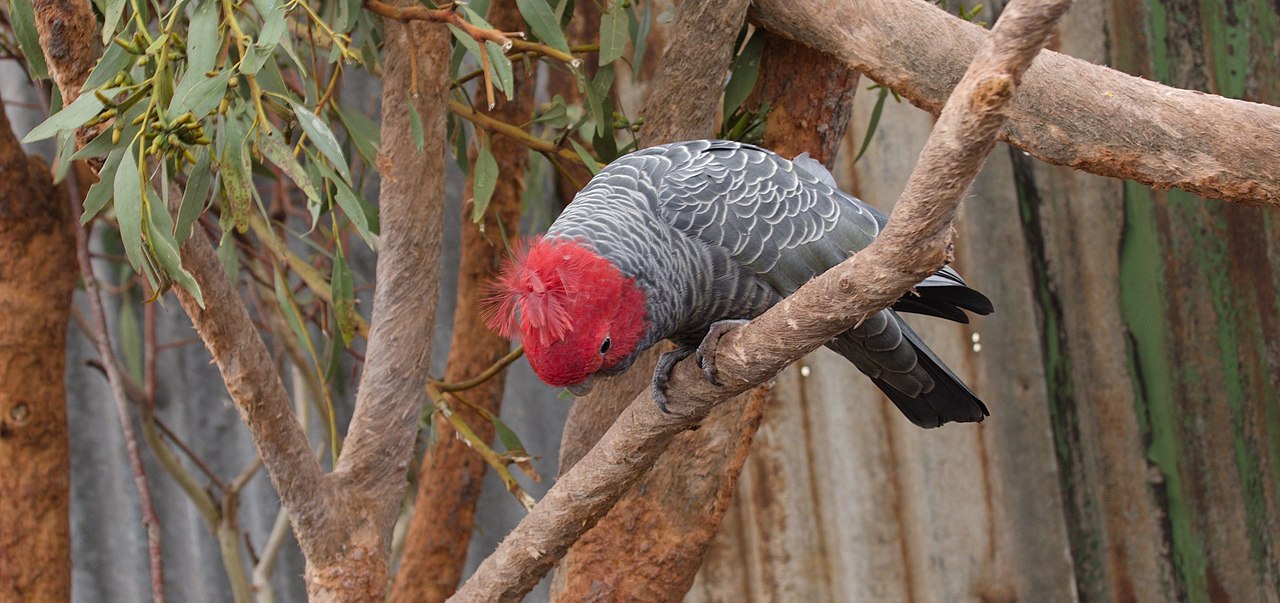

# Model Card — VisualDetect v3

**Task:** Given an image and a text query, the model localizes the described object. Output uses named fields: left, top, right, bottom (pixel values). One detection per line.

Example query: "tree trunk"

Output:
left=388, top=3, right=533, bottom=601
left=0, top=95, right=78, bottom=602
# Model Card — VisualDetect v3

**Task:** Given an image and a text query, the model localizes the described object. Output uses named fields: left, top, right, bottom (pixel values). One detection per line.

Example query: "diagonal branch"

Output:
left=752, top=0, right=1280, bottom=205
left=448, top=0, right=1074, bottom=599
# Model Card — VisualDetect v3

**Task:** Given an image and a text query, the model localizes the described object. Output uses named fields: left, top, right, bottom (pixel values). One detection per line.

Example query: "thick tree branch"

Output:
left=639, top=0, right=751, bottom=146
left=364, top=0, right=514, bottom=49
left=174, top=228, right=331, bottom=548
left=450, top=0, right=1072, bottom=599
left=752, top=0, right=1280, bottom=205
left=30, top=0, right=97, bottom=103
left=389, top=3, right=531, bottom=600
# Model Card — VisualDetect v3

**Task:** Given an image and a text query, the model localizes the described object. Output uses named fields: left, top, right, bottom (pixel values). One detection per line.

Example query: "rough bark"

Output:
left=639, top=0, right=751, bottom=147
left=551, top=30, right=860, bottom=603
left=301, top=7, right=449, bottom=600
left=30, top=0, right=97, bottom=104
left=388, top=3, right=532, bottom=602
left=751, top=0, right=1280, bottom=205
left=0, top=95, right=77, bottom=603
left=452, top=0, right=1072, bottom=599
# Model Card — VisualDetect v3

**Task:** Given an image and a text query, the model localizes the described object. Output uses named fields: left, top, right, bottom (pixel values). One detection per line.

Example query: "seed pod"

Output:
left=184, top=149, right=197, bottom=164
left=167, top=133, right=181, bottom=148
left=132, top=113, right=147, bottom=126
left=228, top=76, right=240, bottom=89
left=194, top=136, right=212, bottom=145
left=112, top=128, right=122, bottom=144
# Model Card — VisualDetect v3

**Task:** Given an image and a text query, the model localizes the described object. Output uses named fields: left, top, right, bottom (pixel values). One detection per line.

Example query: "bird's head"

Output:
left=486, top=237, right=647, bottom=393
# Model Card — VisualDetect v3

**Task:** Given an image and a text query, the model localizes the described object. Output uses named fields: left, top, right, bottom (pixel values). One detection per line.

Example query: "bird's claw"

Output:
left=652, top=347, right=694, bottom=414
left=695, top=319, right=750, bottom=387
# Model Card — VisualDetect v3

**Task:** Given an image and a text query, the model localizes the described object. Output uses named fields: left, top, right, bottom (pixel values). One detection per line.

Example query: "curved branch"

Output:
left=752, top=0, right=1280, bottom=205
left=364, top=0, right=514, bottom=49
left=449, top=0, right=1072, bottom=598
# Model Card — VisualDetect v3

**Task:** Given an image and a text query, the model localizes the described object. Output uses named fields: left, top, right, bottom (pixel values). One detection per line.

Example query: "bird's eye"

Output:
left=599, top=337, right=611, bottom=355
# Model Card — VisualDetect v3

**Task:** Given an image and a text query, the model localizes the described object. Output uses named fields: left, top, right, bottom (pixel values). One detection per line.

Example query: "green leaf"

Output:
left=472, top=139, right=498, bottom=222
left=599, top=4, right=629, bottom=66
left=22, top=90, right=108, bottom=143
left=257, top=125, right=324, bottom=226
left=113, top=145, right=144, bottom=271
left=630, top=1, right=651, bottom=80
left=408, top=103, right=424, bottom=151
left=216, top=228, right=240, bottom=280
left=569, top=138, right=599, bottom=176
left=485, top=41, right=515, bottom=101
left=83, top=42, right=134, bottom=91
left=176, top=148, right=211, bottom=242
left=101, top=0, right=126, bottom=44
left=169, top=70, right=231, bottom=118
left=516, top=0, right=571, bottom=55
left=331, top=245, right=356, bottom=345
left=722, top=31, right=765, bottom=123
left=118, top=301, right=142, bottom=382
left=493, top=415, right=527, bottom=455
left=147, top=207, right=205, bottom=307
left=321, top=163, right=376, bottom=248
left=83, top=148, right=125, bottom=223
left=52, top=130, right=76, bottom=183
left=291, top=102, right=351, bottom=182
left=335, top=103, right=380, bottom=164
left=855, top=87, right=889, bottom=163
left=173, top=0, right=220, bottom=101
left=533, top=95, right=568, bottom=128
left=273, top=269, right=314, bottom=366
left=241, top=0, right=287, bottom=74
left=219, top=115, right=253, bottom=234
left=8, top=0, right=49, bottom=79
left=581, top=64, right=614, bottom=137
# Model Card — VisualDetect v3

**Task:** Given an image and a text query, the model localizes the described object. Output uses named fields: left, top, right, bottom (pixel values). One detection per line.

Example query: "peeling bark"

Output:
left=0, top=95, right=77, bottom=603
left=751, top=0, right=1280, bottom=205
left=388, top=3, right=532, bottom=601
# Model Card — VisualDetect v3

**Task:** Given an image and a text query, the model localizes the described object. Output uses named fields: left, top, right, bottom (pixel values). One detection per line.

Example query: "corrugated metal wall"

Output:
left=690, top=0, right=1280, bottom=600
left=9, top=0, right=1278, bottom=598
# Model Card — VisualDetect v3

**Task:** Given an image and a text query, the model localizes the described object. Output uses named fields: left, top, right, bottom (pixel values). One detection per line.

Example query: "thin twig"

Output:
left=433, top=345, right=523, bottom=392
left=364, top=0, right=514, bottom=49
left=66, top=172, right=167, bottom=603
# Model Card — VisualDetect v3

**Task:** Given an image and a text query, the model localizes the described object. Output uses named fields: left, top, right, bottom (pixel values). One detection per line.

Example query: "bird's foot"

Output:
left=651, top=347, right=694, bottom=414
left=695, top=319, right=750, bottom=386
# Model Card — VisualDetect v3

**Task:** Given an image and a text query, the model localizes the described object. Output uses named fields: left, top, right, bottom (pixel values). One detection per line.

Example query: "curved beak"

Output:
left=566, top=375, right=596, bottom=397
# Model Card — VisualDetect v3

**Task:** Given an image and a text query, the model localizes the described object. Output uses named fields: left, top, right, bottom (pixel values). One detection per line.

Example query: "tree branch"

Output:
left=364, top=0, right=514, bottom=49
left=752, top=0, right=1280, bottom=205
left=449, top=0, right=1073, bottom=599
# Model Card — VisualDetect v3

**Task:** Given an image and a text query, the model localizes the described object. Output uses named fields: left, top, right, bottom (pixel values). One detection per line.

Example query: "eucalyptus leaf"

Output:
left=320, top=163, right=376, bottom=248
left=516, top=0, right=571, bottom=55
left=331, top=246, right=356, bottom=345
left=493, top=415, right=527, bottom=455
left=472, top=140, right=498, bottom=222
left=335, top=103, right=380, bottom=164
left=408, top=103, right=424, bottom=151
left=113, top=146, right=144, bottom=270
left=176, top=149, right=212, bottom=242
left=169, top=70, right=231, bottom=118
left=118, top=302, right=142, bottom=382
left=569, top=138, right=600, bottom=176
left=83, top=42, right=134, bottom=91
left=485, top=41, right=515, bottom=101
left=533, top=95, right=568, bottom=128
left=257, top=125, right=324, bottom=225
left=630, top=1, right=651, bottom=80
left=52, top=130, right=76, bottom=183
left=292, top=102, right=351, bottom=181
left=581, top=65, right=614, bottom=137
left=147, top=210, right=205, bottom=307
left=599, top=5, right=629, bottom=66
left=102, top=0, right=126, bottom=44
left=82, top=148, right=125, bottom=224
left=219, top=117, right=253, bottom=234
left=22, top=90, right=109, bottom=143
left=172, top=0, right=220, bottom=100
left=722, top=31, right=764, bottom=122
left=9, top=0, right=49, bottom=78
